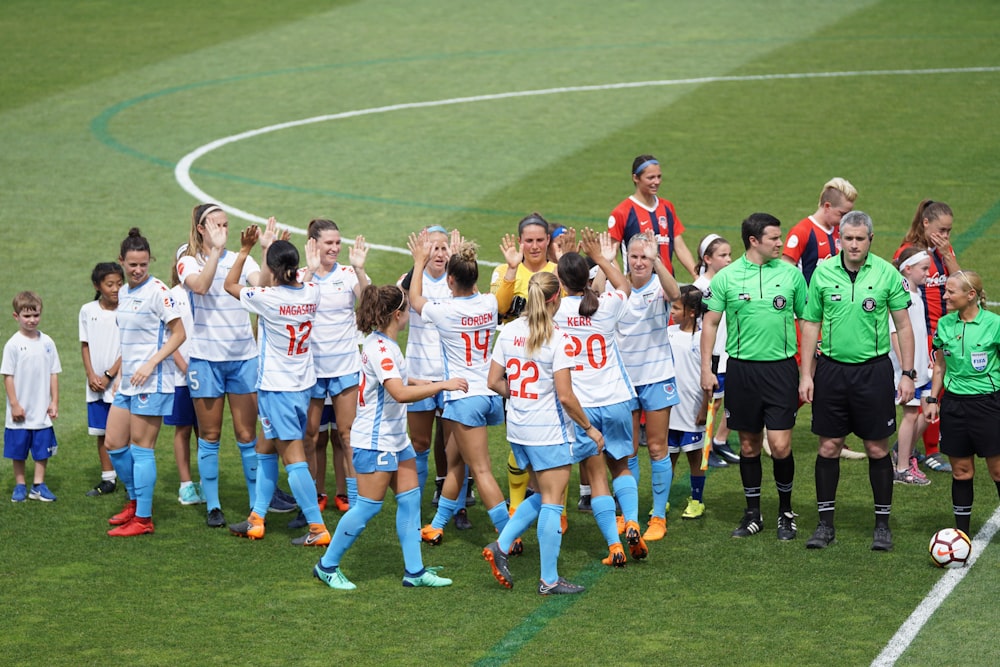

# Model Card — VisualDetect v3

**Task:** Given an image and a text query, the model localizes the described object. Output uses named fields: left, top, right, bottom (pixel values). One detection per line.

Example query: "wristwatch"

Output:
left=104, top=370, right=114, bottom=380
left=901, top=369, right=917, bottom=380
left=924, top=396, right=938, bottom=404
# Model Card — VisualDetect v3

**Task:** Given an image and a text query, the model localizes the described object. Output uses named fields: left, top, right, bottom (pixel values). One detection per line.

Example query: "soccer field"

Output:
left=2, top=1, right=1000, bottom=664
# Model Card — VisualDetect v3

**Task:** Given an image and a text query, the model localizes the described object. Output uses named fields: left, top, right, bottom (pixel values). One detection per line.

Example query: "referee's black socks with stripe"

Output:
left=815, top=455, right=840, bottom=526
left=869, top=455, right=893, bottom=529
left=772, top=453, right=794, bottom=514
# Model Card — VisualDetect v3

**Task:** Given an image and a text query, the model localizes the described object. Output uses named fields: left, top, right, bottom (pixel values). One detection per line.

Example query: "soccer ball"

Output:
left=928, top=528, right=972, bottom=568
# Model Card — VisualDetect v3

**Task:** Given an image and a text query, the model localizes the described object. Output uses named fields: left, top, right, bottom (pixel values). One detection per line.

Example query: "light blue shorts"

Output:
left=310, top=373, right=359, bottom=400
left=442, top=395, right=504, bottom=428
left=188, top=357, right=257, bottom=397
left=668, top=429, right=705, bottom=454
left=4, top=427, right=57, bottom=461
left=259, top=389, right=310, bottom=441
left=353, top=444, right=416, bottom=474
left=87, top=400, right=111, bottom=435
left=631, top=378, right=681, bottom=412
left=113, top=391, right=174, bottom=417
left=509, top=442, right=572, bottom=472
left=408, top=389, right=445, bottom=413
left=573, top=401, right=634, bottom=461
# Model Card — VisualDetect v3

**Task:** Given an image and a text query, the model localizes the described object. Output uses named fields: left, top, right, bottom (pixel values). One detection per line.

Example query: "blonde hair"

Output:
left=186, top=203, right=225, bottom=258
left=525, top=272, right=560, bottom=355
left=952, top=270, right=987, bottom=308
left=12, top=291, right=42, bottom=313
left=819, top=177, right=858, bottom=206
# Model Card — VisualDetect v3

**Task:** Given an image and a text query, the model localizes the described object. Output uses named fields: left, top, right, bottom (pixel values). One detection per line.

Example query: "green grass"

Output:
left=2, top=0, right=1000, bottom=664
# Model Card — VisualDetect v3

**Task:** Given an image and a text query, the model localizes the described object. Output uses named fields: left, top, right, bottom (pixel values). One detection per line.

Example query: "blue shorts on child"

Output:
left=4, top=427, right=58, bottom=461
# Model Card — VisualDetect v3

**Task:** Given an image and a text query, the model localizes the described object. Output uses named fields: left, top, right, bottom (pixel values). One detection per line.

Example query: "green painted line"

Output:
left=952, top=198, right=1000, bottom=254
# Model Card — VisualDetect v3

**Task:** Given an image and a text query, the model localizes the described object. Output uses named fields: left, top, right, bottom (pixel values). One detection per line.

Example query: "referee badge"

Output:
left=971, top=351, right=988, bottom=371
left=772, top=295, right=787, bottom=310
left=862, top=297, right=876, bottom=312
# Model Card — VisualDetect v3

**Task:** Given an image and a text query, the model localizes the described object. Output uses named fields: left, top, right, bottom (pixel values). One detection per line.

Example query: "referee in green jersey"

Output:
left=798, top=211, right=915, bottom=551
left=701, top=213, right=807, bottom=540
left=924, top=270, right=1000, bottom=536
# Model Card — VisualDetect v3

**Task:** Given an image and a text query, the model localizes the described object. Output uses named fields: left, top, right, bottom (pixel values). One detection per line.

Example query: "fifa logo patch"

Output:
left=971, top=351, right=988, bottom=371
left=773, top=295, right=786, bottom=310
left=862, top=297, right=877, bottom=312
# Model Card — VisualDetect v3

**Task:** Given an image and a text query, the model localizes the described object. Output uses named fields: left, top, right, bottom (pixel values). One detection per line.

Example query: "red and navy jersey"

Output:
left=608, top=196, right=685, bottom=276
left=783, top=216, right=839, bottom=285
left=894, top=242, right=954, bottom=338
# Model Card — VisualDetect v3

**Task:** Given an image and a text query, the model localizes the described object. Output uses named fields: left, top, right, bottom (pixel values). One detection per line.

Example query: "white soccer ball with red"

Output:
left=928, top=528, right=971, bottom=568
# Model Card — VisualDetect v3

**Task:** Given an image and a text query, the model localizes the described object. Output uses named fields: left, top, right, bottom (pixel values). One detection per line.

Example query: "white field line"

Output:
left=871, top=504, right=1000, bottom=666
left=172, top=66, right=1000, bottom=262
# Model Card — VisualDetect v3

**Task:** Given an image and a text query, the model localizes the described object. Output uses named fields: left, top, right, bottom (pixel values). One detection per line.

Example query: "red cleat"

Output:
left=108, top=516, right=154, bottom=537
left=109, top=499, right=137, bottom=526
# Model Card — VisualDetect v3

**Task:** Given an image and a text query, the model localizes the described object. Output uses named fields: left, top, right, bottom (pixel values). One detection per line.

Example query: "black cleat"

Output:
left=731, top=509, right=764, bottom=538
left=806, top=522, right=836, bottom=549
left=777, top=511, right=798, bottom=540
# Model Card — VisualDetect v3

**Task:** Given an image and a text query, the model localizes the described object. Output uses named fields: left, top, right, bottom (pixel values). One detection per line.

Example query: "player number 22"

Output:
left=506, top=359, right=539, bottom=399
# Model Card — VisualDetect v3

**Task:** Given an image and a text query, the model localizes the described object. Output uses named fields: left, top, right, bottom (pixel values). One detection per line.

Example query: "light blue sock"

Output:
left=613, top=474, right=640, bottom=524
left=498, top=493, right=541, bottom=553
left=591, top=494, right=619, bottom=547
left=252, top=453, right=278, bottom=517
left=537, top=503, right=564, bottom=584
left=346, top=477, right=358, bottom=507
left=287, top=461, right=322, bottom=525
left=131, top=445, right=156, bottom=518
left=321, top=495, right=382, bottom=569
left=651, top=456, right=673, bottom=519
left=431, top=495, right=461, bottom=530
left=628, top=455, right=640, bottom=486
left=198, top=439, right=221, bottom=511
left=237, top=439, right=257, bottom=503
left=395, top=487, right=423, bottom=574
left=107, top=446, right=135, bottom=499
left=488, top=501, right=510, bottom=534
left=415, top=449, right=430, bottom=497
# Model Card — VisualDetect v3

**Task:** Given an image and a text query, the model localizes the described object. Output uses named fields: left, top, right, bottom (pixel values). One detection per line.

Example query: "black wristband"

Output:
left=104, top=370, right=113, bottom=380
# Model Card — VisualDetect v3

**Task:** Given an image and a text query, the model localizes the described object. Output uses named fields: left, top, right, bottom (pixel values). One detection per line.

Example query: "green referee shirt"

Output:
left=706, top=254, right=806, bottom=361
left=932, top=308, right=1000, bottom=395
left=802, top=252, right=911, bottom=363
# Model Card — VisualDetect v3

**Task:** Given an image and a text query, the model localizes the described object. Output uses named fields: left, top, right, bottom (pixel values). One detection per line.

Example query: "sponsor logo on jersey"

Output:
left=862, top=297, right=877, bottom=312
left=381, top=357, right=395, bottom=372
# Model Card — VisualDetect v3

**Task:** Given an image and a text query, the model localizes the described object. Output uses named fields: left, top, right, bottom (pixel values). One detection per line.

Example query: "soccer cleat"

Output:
left=269, top=488, right=298, bottom=513
left=806, top=522, right=836, bottom=549
left=109, top=499, right=137, bottom=525
left=509, top=538, right=524, bottom=556
left=29, top=483, right=56, bottom=502
left=840, top=446, right=866, bottom=460
left=894, top=468, right=931, bottom=486
left=616, top=514, right=625, bottom=535
left=291, top=524, right=331, bottom=547
left=682, top=498, right=705, bottom=520
left=777, top=511, right=798, bottom=540
left=713, top=441, right=741, bottom=464
left=871, top=525, right=894, bottom=551
left=643, top=516, right=667, bottom=541
left=11, top=484, right=27, bottom=503
left=317, top=493, right=328, bottom=512
left=483, top=541, right=514, bottom=588
left=731, top=509, right=764, bottom=538
left=287, top=510, right=308, bottom=530
left=107, top=516, right=154, bottom=537
left=86, top=479, right=117, bottom=497
left=538, top=577, right=585, bottom=595
left=453, top=508, right=472, bottom=530
left=431, top=478, right=443, bottom=507
left=206, top=507, right=227, bottom=528
left=601, top=542, right=627, bottom=568
left=624, top=520, right=648, bottom=560
left=229, top=512, right=266, bottom=540
left=313, top=564, right=356, bottom=590
left=403, top=568, right=453, bottom=588
left=334, top=494, right=350, bottom=512
left=178, top=484, right=203, bottom=505
left=706, top=451, right=729, bottom=468
left=465, top=479, right=476, bottom=507
left=923, top=452, right=952, bottom=473
left=577, top=494, right=592, bottom=512
left=421, top=524, right=444, bottom=545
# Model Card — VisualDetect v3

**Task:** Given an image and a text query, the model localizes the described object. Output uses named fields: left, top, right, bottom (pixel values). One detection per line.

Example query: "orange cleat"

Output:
left=229, top=512, right=266, bottom=540
left=624, top=520, right=648, bottom=560
left=291, top=523, right=331, bottom=547
left=643, top=516, right=667, bottom=541
left=317, top=494, right=328, bottom=512
left=616, top=514, right=625, bottom=535
left=334, top=494, right=350, bottom=512
left=108, top=499, right=137, bottom=526
left=602, top=542, right=627, bottom=568
left=108, top=516, right=154, bottom=537
left=421, top=524, right=444, bottom=546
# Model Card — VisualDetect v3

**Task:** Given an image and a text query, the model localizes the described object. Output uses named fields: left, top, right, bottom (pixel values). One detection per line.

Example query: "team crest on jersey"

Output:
left=381, top=357, right=395, bottom=372
left=773, top=295, right=787, bottom=310
left=862, top=297, right=877, bottom=312
left=130, top=299, right=143, bottom=312
left=664, top=381, right=677, bottom=397
left=261, top=417, right=272, bottom=429
left=971, top=351, right=988, bottom=371
left=138, top=394, right=149, bottom=406
left=738, top=293, right=751, bottom=301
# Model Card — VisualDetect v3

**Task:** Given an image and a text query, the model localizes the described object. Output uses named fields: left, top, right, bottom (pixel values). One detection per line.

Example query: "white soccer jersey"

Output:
left=617, top=276, right=676, bottom=386
left=403, top=270, right=452, bottom=381
left=240, top=283, right=320, bottom=392
left=667, top=325, right=705, bottom=433
left=169, top=284, right=194, bottom=388
left=421, top=292, right=498, bottom=401
left=352, top=333, right=410, bottom=452
left=116, top=276, right=180, bottom=396
left=310, top=264, right=362, bottom=379
left=694, top=274, right=728, bottom=372
left=79, top=300, right=120, bottom=402
left=491, top=318, right=576, bottom=447
left=2, top=331, right=61, bottom=429
left=554, top=290, right=636, bottom=408
left=177, top=251, right=259, bottom=362
left=889, top=286, right=932, bottom=386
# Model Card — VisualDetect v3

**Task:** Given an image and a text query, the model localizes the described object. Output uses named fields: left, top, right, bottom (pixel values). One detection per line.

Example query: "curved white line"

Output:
left=173, top=66, right=1000, bottom=257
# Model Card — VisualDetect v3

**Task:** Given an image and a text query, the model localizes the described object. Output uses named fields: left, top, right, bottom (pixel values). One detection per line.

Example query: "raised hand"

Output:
left=500, top=233, right=522, bottom=268
left=349, top=235, right=368, bottom=269
left=240, top=225, right=260, bottom=251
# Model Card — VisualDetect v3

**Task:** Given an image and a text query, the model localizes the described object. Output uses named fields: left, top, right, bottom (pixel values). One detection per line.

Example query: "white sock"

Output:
left=579, top=484, right=591, bottom=496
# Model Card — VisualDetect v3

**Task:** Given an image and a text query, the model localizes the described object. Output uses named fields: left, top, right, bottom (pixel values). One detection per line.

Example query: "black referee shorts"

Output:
left=724, top=357, right=798, bottom=433
left=811, top=354, right=896, bottom=441
left=940, top=391, right=1000, bottom=459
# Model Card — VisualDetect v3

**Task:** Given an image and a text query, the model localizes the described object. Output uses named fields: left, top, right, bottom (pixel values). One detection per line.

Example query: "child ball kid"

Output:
left=3, top=291, right=61, bottom=502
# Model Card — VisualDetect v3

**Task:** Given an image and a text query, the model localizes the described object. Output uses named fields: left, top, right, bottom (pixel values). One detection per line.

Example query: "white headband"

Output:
left=899, top=250, right=929, bottom=272
left=699, top=234, right=722, bottom=259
